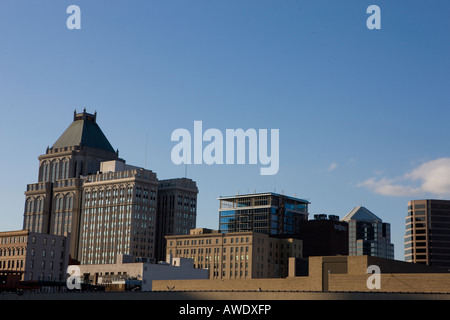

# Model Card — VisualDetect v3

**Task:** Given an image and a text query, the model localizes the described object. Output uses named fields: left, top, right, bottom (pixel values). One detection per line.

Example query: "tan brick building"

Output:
left=166, top=228, right=302, bottom=279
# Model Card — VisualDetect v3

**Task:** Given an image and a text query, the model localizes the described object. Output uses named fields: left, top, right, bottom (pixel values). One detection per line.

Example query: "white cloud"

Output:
left=358, top=158, right=450, bottom=197
left=328, top=162, right=338, bottom=172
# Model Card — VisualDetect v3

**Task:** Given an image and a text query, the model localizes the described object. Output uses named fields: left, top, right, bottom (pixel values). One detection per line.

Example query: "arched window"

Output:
left=26, top=199, right=34, bottom=214
left=61, top=159, right=69, bottom=180
left=45, top=162, right=50, bottom=181
left=65, top=195, right=73, bottom=210
left=55, top=161, right=60, bottom=181
left=50, top=161, right=59, bottom=182
left=41, top=161, right=49, bottom=182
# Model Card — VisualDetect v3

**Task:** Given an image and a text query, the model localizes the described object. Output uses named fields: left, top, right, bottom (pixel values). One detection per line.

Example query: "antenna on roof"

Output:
left=144, top=134, right=148, bottom=169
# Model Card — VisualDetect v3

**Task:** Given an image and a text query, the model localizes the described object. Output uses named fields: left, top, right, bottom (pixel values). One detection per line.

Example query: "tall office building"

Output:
left=23, top=110, right=120, bottom=260
left=79, top=160, right=159, bottom=265
left=155, top=178, right=198, bottom=261
left=23, top=110, right=198, bottom=264
left=342, top=206, right=394, bottom=259
left=405, top=200, right=450, bottom=270
left=218, top=192, right=309, bottom=235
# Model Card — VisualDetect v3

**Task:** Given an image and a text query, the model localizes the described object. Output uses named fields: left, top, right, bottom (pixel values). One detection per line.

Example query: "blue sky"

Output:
left=1, top=0, right=450, bottom=260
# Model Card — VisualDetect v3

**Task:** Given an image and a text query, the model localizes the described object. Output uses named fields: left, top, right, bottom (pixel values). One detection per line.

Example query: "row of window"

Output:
left=40, top=159, right=70, bottom=183
left=0, top=236, right=27, bottom=244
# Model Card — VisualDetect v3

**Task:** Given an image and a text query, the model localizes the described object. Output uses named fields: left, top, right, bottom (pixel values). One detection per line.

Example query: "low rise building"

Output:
left=0, top=229, right=70, bottom=283
left=166, top=228, right=303, bottom=279
left=73, top=254, right=208, bottom=291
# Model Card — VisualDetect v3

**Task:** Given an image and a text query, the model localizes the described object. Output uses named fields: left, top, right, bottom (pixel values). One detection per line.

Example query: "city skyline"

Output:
left=1, top=1, right=450, bottom=261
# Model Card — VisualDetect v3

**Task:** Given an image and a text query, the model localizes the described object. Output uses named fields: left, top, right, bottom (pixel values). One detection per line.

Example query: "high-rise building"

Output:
left=23, top=110, right=120, bottom=260
left=218, top=192, right=309, bottom=235
left=79, top=160, right=159, bottom=265
left=155, top=178, right=198, bottom=261
left=342, top=206, right=394, bottom=259
left=23, top=110, right=198, bottom=264
left=405, top=199, right=450, bottom=270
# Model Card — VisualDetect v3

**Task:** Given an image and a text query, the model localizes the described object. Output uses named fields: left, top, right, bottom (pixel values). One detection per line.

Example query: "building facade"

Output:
left=73, top=254, right=208, bottom=291
left=342, top=206, right=394, bottom=259
left=166, top=228, right=303, bottom=279
left=405, top=199, right=450, bottom=270
left=0, top=230, right=69, bottom=282
left=23, top=110, right=198, bottom=265
left=23, top=110, right=121, bottom=261
left=79, top=160, right=159, bottom=265
left=218, top=192, right=309, bottom=235
left=295, top=214, right=349, bottom=257
left=156, top=178, right=198, bottom=261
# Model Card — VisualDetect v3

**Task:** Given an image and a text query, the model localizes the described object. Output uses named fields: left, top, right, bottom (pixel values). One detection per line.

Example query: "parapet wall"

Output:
left=329, top=273, right=450, bottom=293
left=153, top=255, right=450, bottom=294
left=153, top=276, right=322, bottom=292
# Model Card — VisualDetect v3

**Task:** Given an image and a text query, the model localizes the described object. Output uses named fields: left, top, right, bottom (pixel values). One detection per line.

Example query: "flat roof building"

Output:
left=218, top=192, right=309, bottom=235
left=74, top=254, right=208, bottom=291
left=166, top=228, right=303, bottom=279
left=0, top=230, right=70, bottom=282
left=405, top=199, right=450, bottom=270
left=295, top=214, right=349, bottom=257
left=79, top=161, right=159, bottom=265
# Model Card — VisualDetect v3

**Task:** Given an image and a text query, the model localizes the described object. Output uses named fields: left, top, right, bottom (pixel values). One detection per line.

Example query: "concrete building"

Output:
left=342, top=206, right=394, bottom=259
left=405, top=199, right=450, bottom=270
left=74, top=254, right=208, bottom=291
left=218, top=192, right=309, bottom=235
left=166, top=228, right=303, bottom=279
left=0, top=230, right=70, bottom=282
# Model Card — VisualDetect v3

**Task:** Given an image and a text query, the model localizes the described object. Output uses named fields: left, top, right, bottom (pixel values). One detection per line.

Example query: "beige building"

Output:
left=79, top=160, right=159, bottom=265
left=166, top=228, right=302, bottom=279
left=0, top=230, right=70, bottom=282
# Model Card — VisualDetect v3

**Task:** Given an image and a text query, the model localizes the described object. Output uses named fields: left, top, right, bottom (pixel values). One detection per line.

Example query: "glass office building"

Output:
left=218, top=193, right=309, bottom=235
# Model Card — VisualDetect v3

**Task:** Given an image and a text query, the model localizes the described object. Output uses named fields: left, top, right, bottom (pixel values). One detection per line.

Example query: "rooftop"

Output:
left=51, top=109, right=115, bottom=153
left=218, top=192, right=310, bottom=204
left=341, top=206, right=382, bottom=223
